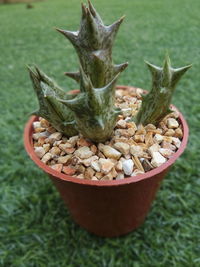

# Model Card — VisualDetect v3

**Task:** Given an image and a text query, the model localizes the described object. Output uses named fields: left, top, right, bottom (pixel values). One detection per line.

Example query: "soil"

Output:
left=32, top=87, right=183, bottom=180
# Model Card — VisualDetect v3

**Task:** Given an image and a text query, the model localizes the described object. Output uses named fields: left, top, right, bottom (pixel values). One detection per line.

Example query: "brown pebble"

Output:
left=142, top=159, right=153, bottom=172
left=33, top=142, right=39, bottom=148
left=130, top=145, right=144, bottom=157
left=134, top=134, right=145, bottom=143
left=101, top=171, right=114, bottom=180
left=126, top=121, right=137, bottom=130
left=116, top=119, right=127, bottom=129
left=165, top=129, right=175, bottom=136
left=59, top=143, right=73, bottom=151
left=40, top=118, right=50, bottom=128
left=145, top=124, right=156, bottom=131
left=49, top=146, right=61, bottom=156
left=127, top=127, right=136, bottom=136
left=75, top=164, right=86, bottom=174
left=65, top=147, right=76, bottom=154
left=60, top=151, right=66, bottom=156
left=110, top=167, right=118, bottom=178
left=51, top=164, right=63, bottom=173
left=63, top=166, right=76, bottom=175
left=82, top=156, right=99, bottom=167
left=96, top=172, right=103, bottom=179
left=41, top=153, right=52, bottom=164
left=77, top=138, right=92, bottom=147
left=145, top=132, right=154, bottom=146
left=114, top=142, right=130, bottom=155
left=161, top=141, right=176, bottom=151
left=159, top=121, right=168, bottom=133
left=136, top=125, right=146, bottom=135
left=47, top=126, right=56, bottom=133
left=174, top=128, right=183, bottom=138
left=76, top=174, right=84, bottom=179
left=57, top=155, right=72, bottom=164
left=163, top=136, right=173, bottom=143
left=43, top=144, right=50, bottom=153
left=115, top=161, right=123, bottom=171
left=159, top=148, right=174, bottom=158
left=85, top=167, right=95, bottom=179
left=34, top=127, right=46, bottom=133
left=71, top=156, right=80, bottom=166
left=49, top=132, right=62, bottom=141
left=150, top=128, right=163, bottom=135
left=99, top=158, right=115, bottom=174
left=68, top=135, right=79, bottom=146
left=132, top=156, right=145, bottom=172
left=49, top=160, right=56, bottom=165
left=90, top=144, right=97, bottom=154
left=38, top=137, right=46, bottom=145
left=53, top=140, right=62, bottom=146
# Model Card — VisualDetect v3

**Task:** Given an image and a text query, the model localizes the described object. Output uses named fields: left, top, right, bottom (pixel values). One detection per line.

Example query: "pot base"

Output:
left=50, top=168, right=169, bottom=237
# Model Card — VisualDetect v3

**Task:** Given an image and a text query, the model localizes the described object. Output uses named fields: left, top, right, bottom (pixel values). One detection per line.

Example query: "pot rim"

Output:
left=24, top=85, right=189, bottom=187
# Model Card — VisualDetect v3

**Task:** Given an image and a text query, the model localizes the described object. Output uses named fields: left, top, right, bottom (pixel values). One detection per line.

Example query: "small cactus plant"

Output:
left=28, top=0, right=127, bottom=143
left=28, top=1, right=191, bottom=143
left=136, top=55, right=191, bottom=126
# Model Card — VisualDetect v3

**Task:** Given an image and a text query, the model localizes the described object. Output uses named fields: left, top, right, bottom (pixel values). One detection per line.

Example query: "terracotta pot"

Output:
left=24, top=86, right=189, bottom=237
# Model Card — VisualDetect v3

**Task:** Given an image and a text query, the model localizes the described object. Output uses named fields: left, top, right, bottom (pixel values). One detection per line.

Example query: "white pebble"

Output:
left=68, top=135, right=79, bottom=146
left=130, top=145, right=143, bottom=157
left=82, top=156, right=99, bottom=167
left=172, top=137, right=181, bottom=148
left=151, top=152, right=166, bottom=168
left=48, top=132, right=62, bottom=142
left=32, top=131, right=50, bottom=140
left=131, top=169, right=145, bottom=176
left=122, top=159, right=134, bottom=176
left=75, top=146, right=94, bottom=159
left=159, top=148, right=174, bottom=158
left=100, top=145, right=122, bottom=160
left=154, top=134, right=164, bottom=144
left=115, top=173, right=125, bottom=180
left=116, top=119, right=127, bottom=129
left=148, top=143, right=160, bottom=157
left=114, top=142, right=130, bottom=155
left=167, top=118, right=179, bottom=129
left=91, top=161, right=101, bottom=172
left=33, top=121, right=41, bottom=129
left=34, top=147, right=46, bottom=159
left=41, top=152, right=52, bottom=164
left=99, top=158, right=115, bottom=174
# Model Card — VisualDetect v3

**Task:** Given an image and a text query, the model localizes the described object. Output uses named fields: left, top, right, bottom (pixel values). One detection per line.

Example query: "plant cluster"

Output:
left=28, top=1, right=191, bottom=143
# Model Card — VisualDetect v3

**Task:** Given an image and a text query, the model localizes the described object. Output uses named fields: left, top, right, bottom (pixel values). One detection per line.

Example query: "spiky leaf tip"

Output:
left=136, top=54, right=191, bottom=126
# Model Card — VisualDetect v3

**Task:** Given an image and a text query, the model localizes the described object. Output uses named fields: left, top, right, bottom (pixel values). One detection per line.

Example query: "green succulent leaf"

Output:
left=136, top=54, right=192, bottom=126
left=56, top=68, right=121, bottom=143
left=56, top=0, right=128, bottom=88
left=28, top=66, right=78, bottom=136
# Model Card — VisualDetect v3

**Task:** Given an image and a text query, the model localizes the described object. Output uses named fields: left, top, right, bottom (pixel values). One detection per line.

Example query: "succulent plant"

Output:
left=28, top=0, right=128, bottom=143
left=136, top=55, right=191, bottom=126
left=28, top=1, right=191, bottom=143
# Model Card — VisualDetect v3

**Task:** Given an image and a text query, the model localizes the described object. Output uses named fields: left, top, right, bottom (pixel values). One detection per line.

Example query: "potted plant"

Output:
left=24, top=1, right=191, bottom=237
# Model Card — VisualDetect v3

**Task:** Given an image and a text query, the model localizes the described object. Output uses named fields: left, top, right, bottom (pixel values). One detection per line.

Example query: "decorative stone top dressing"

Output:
left=32, top=87, right=183, bottom=181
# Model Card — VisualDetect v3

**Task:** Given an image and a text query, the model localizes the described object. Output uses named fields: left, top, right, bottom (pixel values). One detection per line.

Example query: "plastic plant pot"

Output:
left=24, top=86, right=189, bottom=237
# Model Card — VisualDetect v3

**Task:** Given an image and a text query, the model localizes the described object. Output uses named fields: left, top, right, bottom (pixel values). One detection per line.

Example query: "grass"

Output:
left=0, top=0, right=200, bottom=266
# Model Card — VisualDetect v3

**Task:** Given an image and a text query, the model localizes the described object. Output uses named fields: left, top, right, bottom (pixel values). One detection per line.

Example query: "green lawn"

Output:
left=0, top=0, right=200, bottom=266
